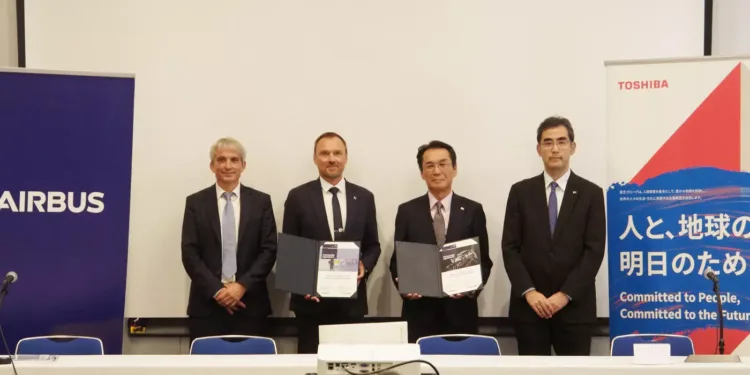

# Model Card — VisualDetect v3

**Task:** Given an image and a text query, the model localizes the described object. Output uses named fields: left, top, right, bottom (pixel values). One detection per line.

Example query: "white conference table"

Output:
left=1, top=354, right=749, bottom=375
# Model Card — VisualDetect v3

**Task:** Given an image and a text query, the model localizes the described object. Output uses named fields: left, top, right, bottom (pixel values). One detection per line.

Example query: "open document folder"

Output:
left=395, top=237, right=483, bottom=297
left=275, top=233, right=361, bottom=298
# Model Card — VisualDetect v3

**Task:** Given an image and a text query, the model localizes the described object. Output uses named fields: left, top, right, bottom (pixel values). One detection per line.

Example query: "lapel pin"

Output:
left=461, top=207, right=465, bottom=210
left=353, top=196, right=357, bottom=200
left=573, top=191, right=577, bottom=194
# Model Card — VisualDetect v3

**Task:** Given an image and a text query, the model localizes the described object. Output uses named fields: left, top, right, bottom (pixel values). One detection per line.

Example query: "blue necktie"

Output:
left=548, top=181, right=558, bottom=235
left=221, top=192, right=237, bottom=280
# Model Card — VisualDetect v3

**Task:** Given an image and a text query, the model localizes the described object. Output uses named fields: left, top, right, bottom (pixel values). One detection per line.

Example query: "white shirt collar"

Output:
left=320, top=177, right=346, bottom=195
left=544, top=168, right=571, bottom=191
left=216, top=183, right=241, bottom=199
left=428, top=190, right=453, bottom=210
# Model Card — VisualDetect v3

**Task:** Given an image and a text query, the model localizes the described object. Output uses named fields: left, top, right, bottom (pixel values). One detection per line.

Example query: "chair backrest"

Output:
left=189, top=335, right=277, bottom=355
left=16, top=336, right=104, bottom=355
left=610, top=334, right=695, bottom=356
left=416, top=334, right=501, bottom=355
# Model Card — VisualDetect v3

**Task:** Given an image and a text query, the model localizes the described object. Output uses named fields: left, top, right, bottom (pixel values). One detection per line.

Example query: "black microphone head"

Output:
left=704, top=267, right=717, bottom=281
left=5, top=272, right=17, bottom=284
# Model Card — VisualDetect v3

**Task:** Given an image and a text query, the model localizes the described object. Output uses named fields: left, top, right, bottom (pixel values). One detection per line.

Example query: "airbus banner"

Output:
left=0, top=69, right=134, bottom=354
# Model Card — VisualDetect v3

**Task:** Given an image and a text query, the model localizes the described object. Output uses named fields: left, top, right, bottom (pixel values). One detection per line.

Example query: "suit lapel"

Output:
left=553, top=172, right=581, bottom=241
left=345, top=182, right=357, bottom=240
left=446, top=194, right=465, bottom=243
left=206, top=186, right=222, bottom=245
left=418, top=194, right=436, bottom=244
left=237, top=185, right=252, bottom=247
left=309, top=180, right=333, bottom=241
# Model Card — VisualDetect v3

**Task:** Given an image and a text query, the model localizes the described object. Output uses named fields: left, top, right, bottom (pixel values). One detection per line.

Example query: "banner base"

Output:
left=685, top=354, right=742, bottom=363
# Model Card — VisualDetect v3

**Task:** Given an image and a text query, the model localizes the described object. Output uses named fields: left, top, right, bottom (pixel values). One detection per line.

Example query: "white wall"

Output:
left=17, top=0, right=712, bottom=355
left=23, top=0, right=705, bottom=322
left=0, top=0, right=17, bottom=67
left=712, top=0, right=750, bottom=55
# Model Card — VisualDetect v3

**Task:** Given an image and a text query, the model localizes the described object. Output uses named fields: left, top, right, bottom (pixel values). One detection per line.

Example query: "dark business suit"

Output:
left=389, top=193, right=493, bottom=343
left=501, top=171, right=605, bottom=355
left=282, top=178, right=381, bottom=354
left=181, top=184, right=278, bottom=343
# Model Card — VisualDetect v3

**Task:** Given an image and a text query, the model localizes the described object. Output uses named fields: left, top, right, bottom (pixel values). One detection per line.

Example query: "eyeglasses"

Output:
left=423, top=162, right=452, bottom=171
left=540, top=139, right=571, bottom=149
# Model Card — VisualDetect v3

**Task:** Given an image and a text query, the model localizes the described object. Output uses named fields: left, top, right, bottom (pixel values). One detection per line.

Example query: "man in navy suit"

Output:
left=389, top=140, right=493, bottom=343
left=502, top=116, right=605, bottom=355
left=283, top=132, right=381, bottom=354
left=181, top=137, right=278, bottom=344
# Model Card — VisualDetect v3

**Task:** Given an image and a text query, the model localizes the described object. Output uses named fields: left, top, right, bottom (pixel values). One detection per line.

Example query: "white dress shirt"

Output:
left=543, top=168, right=571, bottom=217
left=216, top=183, right=241, bottom=245
left=320, top=178, right=347, bottom=240
left=428, top=190, right=453, bottom=231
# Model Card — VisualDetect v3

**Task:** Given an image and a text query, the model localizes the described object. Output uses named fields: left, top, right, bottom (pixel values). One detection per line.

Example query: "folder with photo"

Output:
left=275, top=233, right=360, bottom=299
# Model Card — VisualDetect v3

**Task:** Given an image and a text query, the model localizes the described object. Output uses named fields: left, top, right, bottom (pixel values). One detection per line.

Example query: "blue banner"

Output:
left=0, top=70, right=134, bottom=354
left=608, top=167, right=750, bottom=354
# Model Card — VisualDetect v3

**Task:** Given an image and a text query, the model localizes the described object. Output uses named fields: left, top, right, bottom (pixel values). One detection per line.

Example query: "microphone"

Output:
left=1, top=272, right=17, bottom=287
left=704, top=267, right=718, bottom=283
left=704, top=267, right=726, bottom=355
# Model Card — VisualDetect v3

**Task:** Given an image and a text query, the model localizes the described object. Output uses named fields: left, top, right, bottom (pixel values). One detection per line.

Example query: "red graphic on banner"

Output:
left=631, top=64, right=741, bottom=185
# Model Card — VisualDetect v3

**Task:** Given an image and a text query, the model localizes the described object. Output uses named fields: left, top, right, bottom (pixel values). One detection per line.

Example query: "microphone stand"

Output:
left=0, top=282, right=9, bottom=312
left=713, top=279, right=725, bottom=355
left=0, top=282, right=11, bottom=365
left=685, top=276, right=741, bottom=363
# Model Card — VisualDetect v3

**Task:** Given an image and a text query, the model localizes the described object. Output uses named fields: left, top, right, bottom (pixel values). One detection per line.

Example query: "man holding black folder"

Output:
left=282, top=132, right=381, bottom=354
left=389, top=141, right=493, bottom=343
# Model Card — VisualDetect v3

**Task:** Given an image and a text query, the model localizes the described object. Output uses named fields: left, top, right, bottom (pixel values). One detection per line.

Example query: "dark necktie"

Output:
left=329, top=187, right=343, bottom=241
left=549, top=181, right=558, bottom=235
left=433, top=201, right=446, bottom=248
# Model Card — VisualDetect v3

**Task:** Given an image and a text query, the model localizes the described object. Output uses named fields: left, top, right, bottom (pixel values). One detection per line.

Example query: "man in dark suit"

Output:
left=501, top=116, right=605, bottom=355
left=389, top=140, right=493, bottom=343
left=282, top=132, right=381, bottom=354
left=181, top=137, right=278, bottom=344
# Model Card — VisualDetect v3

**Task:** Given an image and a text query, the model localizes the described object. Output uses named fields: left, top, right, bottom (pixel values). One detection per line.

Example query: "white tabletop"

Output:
left=2, top=354, right=750, bottom=375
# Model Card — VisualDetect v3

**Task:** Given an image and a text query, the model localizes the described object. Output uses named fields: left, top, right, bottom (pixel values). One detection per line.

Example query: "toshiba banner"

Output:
left=0, top=69, right=134, bottom=354
left=606, top=56, right=750, bottom=354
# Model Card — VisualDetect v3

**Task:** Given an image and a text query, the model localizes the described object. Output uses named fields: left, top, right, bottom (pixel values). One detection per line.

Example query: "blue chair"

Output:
left=611, top=334, right=694, bottom=356
left=15, top=336, right=104, bottom=355
left=417, top=334, right=501, bottom=355
left=189, top=335, right=277, bottom=355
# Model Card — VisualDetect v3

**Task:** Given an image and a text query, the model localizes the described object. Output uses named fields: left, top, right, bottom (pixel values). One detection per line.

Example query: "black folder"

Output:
left=395, top=237, right=482, bottom=298
left=275, top=232, right=360, bottom=299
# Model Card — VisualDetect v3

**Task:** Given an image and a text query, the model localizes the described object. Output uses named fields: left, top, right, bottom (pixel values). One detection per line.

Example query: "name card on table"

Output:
left=633, top=343, right=671, bottom=365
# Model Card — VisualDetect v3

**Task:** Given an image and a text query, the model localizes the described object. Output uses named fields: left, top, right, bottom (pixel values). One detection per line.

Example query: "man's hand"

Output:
left=357, top=261, right=365, bottom=284
left=305, top=294, right=321, bottom=303
left=214, top=284, right=248, bottom=314
left=548, top=292, right=570, bottom=314
left=223, top=301, right=246, bottom=315
left=394, top=278, right=422, bottom=299
left=225, top=282, right=246, bottom=301
left=525, top=290, right=554, bottom=319
left=214, top=288, right=235, bottom=306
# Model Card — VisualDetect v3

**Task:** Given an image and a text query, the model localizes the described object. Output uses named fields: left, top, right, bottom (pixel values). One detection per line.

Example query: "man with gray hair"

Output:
left=181, top=137, right=278, bottom=343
